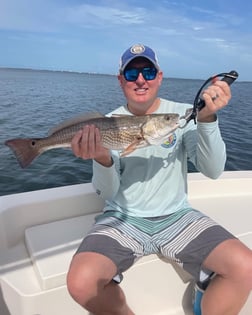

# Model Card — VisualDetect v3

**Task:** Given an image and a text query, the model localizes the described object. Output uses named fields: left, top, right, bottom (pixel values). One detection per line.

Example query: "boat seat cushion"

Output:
left=25, top=213, right=99, bottom=290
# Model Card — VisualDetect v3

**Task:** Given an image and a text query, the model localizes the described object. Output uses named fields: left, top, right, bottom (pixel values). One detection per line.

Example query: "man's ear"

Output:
left=117, top=74, right=123, bottom=87
left=157, top=71, right=163, bottom=86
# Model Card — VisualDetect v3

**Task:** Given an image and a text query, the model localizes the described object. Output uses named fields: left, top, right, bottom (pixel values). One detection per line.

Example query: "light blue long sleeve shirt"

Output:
left=92, top=98, right=226, bottom=217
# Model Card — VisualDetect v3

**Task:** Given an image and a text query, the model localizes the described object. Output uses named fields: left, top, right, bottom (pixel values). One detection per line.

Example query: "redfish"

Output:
left=5, top=112, right=179, bottom=168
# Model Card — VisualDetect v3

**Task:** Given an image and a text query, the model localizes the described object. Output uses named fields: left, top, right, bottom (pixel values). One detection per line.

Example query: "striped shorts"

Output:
left=76, top=208, right=235, bottom=282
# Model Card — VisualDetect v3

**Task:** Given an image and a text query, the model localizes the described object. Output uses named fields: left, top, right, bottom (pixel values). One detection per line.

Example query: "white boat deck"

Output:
left=0, top=171, right=252, bottom=315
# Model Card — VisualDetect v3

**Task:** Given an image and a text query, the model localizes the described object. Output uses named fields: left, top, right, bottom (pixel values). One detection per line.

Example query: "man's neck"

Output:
left=127, top=98, right=160, bottom=115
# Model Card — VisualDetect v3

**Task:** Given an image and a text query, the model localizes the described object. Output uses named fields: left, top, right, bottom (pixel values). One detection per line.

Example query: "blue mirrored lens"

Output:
left=124, top=67, right=157, bottom=81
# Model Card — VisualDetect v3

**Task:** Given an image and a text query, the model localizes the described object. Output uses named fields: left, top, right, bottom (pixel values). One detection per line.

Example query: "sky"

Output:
left=0, top=0, right=252, bottom=80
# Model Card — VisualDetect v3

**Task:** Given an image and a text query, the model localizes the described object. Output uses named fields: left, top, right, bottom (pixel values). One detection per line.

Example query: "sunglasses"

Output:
left=123, top=67, right=158, bottom=82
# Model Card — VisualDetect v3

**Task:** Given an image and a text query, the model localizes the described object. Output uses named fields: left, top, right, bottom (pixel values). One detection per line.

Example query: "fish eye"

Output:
left=165, top=116, right=170, bottom=120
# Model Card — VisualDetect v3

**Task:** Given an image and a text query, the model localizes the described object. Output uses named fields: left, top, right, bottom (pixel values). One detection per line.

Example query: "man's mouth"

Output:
left=134, top=88, right=148, bottom=93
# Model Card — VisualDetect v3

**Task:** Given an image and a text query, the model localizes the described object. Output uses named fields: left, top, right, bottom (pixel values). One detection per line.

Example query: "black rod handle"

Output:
left=197, top=70, right=239, bottom=111
left=221, top=70, right=239, bottom=85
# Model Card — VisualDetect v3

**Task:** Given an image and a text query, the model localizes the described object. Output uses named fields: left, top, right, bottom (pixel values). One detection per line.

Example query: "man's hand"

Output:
left=197, top=80, right=232, bottom=122
left=71, top=125, right=113, bottom=167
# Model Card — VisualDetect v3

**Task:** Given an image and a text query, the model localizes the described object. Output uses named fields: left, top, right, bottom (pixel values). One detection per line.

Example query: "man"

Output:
left=67, top=44, right=252, bottom=315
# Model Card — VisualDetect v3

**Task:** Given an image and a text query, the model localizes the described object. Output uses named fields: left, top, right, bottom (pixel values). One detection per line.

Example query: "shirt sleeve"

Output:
left=184, top=119, right=226, bottom=179
left=92, top=151, right=121, bottom=199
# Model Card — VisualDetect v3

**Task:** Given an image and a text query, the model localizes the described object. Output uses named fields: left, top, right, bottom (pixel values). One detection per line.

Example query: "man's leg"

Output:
left=202, top=239, right=252, bottom=315
left=67, top=252, right=134, bottom=315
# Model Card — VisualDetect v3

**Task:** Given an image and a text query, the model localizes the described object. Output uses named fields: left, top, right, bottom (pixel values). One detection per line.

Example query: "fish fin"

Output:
left=110, top=114, right=132, bottom=117
left=120, top=139, right=145, bottom=157
left=5, top=138, right=42, bottom=168
left=49, top=112, right=104, bottom=135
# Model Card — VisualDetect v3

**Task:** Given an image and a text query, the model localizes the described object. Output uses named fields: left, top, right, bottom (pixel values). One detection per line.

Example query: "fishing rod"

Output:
left=179, top=70, right=239, bottom=128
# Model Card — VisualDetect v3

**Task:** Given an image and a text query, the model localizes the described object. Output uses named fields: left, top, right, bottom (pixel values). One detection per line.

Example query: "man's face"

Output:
left=118, top=57, right=163, bottom=114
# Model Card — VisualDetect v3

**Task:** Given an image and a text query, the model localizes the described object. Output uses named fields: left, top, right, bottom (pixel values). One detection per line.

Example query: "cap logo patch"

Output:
left=130, top=44, right=145, bottom=55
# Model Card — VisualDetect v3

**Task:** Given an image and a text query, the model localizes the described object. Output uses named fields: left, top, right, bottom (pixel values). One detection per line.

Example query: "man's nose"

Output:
left=135, top=72, right=145, bottom=83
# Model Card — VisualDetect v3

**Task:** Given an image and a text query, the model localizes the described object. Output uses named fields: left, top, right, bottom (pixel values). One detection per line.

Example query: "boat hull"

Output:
left=1, top=171, right=252, bottom=315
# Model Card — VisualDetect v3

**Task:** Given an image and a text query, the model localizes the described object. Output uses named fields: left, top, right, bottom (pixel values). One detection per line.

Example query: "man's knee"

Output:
left=228, top=242, right=252, bottom=277
left=236, top=253, right=252, bottom=289
left=66, top=264, right=95, bottom=306
left=220, top=241, right=252, bottom=290
left=66, top=252, right=117, bottom=307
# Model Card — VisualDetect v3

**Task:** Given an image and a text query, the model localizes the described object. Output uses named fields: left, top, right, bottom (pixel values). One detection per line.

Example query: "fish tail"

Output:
left=5, top=138, right=41, bottom=168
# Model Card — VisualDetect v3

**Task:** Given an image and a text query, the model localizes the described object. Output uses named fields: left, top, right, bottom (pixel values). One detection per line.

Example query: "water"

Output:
left=0, top=68, right=251, bottom=196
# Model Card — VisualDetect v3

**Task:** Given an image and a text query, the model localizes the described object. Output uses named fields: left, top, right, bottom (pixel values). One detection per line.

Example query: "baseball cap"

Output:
left=119, top=44, right=160, bottom=72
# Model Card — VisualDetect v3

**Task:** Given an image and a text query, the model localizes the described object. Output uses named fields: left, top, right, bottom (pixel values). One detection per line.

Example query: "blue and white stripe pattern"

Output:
left=91, top=208, right=218, bottom=268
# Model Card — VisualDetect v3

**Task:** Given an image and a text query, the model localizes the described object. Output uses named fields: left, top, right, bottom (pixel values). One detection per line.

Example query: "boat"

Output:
left=0, top=170, right=252, bottom=315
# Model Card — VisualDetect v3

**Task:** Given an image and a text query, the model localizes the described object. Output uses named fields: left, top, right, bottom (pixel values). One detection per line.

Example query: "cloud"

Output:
left=63, top=4, right=146, bottom=28
left=0, top=0, right=251, bottom=79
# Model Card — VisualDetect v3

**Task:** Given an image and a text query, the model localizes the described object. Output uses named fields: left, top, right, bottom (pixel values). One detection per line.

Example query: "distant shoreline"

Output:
left=0, top=66, right=207, bottom=82
left=0, top=67, right=251, bottom=83
left=0, top=66, right=115, bottom=77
